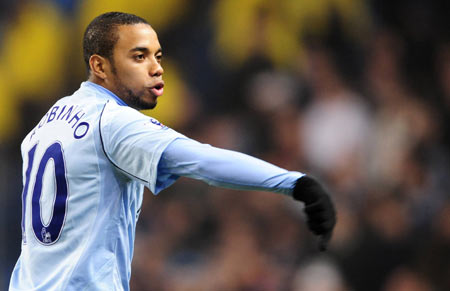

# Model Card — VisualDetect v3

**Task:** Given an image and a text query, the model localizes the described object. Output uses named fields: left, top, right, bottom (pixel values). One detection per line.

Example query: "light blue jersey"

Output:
left=10, top=81, right=303, bottom=290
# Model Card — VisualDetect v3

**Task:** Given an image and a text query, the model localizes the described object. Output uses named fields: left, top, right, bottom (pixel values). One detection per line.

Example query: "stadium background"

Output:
left=0, top=0, right=449, bottom=290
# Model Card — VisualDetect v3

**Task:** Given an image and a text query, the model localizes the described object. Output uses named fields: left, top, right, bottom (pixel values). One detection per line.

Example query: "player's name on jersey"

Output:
left=30, top=104, right=90, bottom=141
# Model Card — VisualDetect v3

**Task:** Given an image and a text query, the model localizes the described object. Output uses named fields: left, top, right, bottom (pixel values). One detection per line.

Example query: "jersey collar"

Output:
left=83, top=81, right=128, bottom=106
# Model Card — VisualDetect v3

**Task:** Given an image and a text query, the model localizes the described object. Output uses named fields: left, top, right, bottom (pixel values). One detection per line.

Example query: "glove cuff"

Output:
left=292, top=176, right=323, bottom=204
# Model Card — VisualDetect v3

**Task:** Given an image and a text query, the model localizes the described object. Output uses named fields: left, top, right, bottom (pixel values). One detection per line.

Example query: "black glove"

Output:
left=293, top=176, right=336, bottom=251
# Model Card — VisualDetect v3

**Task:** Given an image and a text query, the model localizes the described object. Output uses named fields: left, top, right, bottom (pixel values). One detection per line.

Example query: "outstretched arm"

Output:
left=158, top=138, right=304, bottom=194
left=158, top=138, right=336, bottom=250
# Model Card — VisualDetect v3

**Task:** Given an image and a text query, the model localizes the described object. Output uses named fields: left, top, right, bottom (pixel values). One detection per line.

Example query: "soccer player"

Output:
left=9, top=12, right=336, bottom=291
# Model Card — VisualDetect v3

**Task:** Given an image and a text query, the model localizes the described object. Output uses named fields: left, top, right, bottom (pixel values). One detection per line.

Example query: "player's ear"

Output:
left=89, top=54, right=109, bottom=80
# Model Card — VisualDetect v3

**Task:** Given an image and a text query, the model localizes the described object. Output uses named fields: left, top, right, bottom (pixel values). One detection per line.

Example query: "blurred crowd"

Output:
left=1, top=0, right=449, bottom=290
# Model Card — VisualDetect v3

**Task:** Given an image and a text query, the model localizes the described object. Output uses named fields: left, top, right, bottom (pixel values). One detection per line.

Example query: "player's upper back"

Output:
left=13, top=82, right=132, bottom=290
left=12, top=81, right=183, bottom=290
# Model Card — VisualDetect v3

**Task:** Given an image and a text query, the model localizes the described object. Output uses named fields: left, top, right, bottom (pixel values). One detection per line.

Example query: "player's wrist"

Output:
left=293, top=175, right=326, bottom=204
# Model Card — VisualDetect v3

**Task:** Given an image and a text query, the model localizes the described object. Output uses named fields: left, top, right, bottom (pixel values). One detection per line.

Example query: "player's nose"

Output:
left=150, top=60, right=163, bottom=77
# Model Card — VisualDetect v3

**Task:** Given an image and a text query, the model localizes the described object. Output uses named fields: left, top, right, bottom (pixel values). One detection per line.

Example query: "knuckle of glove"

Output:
left=304, top=197, right=334, bottom=217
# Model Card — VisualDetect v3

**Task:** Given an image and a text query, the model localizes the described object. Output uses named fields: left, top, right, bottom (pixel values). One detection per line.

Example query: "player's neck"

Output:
left=87, top=75, right=105, bottom=87
left=87, top=76, right=117, bottom=95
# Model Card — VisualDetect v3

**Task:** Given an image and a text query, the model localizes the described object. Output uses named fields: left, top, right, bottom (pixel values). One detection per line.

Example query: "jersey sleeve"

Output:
left=158, top=138, right=304, bottom=195
left=100, top=102, right=185, bottom=193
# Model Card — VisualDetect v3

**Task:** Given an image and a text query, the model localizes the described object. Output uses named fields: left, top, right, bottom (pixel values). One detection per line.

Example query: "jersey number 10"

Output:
left=21, top=142, right=69, bottom=245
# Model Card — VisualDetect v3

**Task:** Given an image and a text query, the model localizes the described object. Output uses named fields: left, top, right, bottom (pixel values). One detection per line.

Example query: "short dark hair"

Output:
left=83, top=12, right=149, bottom=73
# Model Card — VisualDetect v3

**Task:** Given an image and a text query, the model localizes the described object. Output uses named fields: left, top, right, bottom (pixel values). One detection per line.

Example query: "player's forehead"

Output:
left=114, top=23, right=160, bottom=53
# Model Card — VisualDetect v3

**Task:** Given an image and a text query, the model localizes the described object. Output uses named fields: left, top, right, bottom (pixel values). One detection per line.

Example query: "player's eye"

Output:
left=134, top=54, right=145, bottom=61
left=156, top=54, right=162, bottom=63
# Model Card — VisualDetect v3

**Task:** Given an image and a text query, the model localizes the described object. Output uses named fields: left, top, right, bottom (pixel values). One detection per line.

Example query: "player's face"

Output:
left=107, top=23, right=164, bottom=110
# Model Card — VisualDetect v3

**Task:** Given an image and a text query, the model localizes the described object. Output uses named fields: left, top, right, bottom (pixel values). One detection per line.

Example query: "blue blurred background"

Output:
left=1, top=0, right=449, bottom=290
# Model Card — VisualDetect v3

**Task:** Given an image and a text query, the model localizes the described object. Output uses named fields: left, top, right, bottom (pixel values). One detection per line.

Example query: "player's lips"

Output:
left=148, top=81, right=164, bottom=97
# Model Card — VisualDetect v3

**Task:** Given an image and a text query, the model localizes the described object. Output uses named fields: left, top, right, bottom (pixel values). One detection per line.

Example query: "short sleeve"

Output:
left=99, top=102, right=185, bottom=193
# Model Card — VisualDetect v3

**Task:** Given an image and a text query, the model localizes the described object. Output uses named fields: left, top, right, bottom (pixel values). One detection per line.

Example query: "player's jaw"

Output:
left=127, top=86, right=160, bottom=110
left=112, top=74, right=164, bottom=110
left=139, top=80, right=164, bottom=109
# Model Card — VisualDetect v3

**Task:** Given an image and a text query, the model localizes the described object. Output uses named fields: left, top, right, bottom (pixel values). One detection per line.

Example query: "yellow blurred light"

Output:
left=0, top=68, right=20, bottom=141
left=78, top=0, right=189, bottom=32
left=1, top=1, right=69, bottom=99
left=211, top=0, right=368, bottom=69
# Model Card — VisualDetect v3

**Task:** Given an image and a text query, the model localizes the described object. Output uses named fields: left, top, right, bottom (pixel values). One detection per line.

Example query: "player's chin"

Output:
left=139, top=95, right=158, bottom=110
